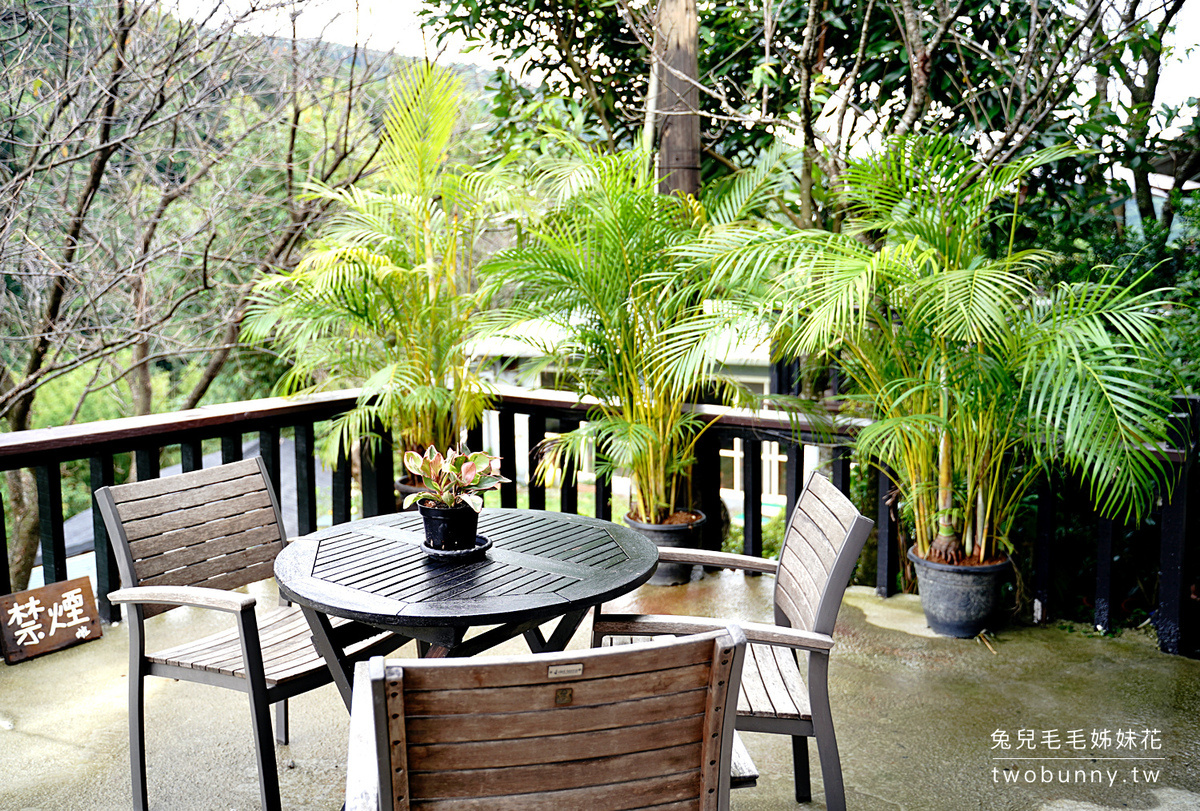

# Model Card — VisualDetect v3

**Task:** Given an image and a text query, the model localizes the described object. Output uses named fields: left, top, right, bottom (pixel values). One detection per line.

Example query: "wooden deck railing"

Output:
left=0, top=385, right=1195, bottom=657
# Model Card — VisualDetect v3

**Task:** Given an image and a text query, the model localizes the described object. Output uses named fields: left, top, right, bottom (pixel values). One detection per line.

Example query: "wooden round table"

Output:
left=275, top=508, right=658, bottom=702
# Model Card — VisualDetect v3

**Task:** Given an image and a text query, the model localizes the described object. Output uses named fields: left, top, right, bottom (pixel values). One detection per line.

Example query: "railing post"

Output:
left=90, top=455, right=119, bottom=623
left=181, top=439, right=203, bottom=472
left=332, top=444, right=352, bottom=526
left=528, top=414, right=546, bottom=511
left=1033, top=475, right=1054, bottom=624
left=559, top=418, right=579, bottom=514
left=258, top=428, right=281, bottom=504
left=0, top=495, right=10, bottom=597
left=466, top=421, right=483, bottom=453
left=595, top=470, right=612, bottom=521
left=36, top=464, right=67, bottom=584
left=696, top=431, right=723, bottom=553
left=294, top=423, right=318, bottom=537
left=875, top=465, right=898, bottom=597
left=785, top=443, right=801, bottom=521
left=498, top=409, right=518, bottom=508
left=1095, top=516, right=1115, bottom=633
left=1156, top=460, right=1190, bottom=655
left=134, top=448, right=159, bottom=480
left=221, top=433, right=243, bottom=464
left=361, top=425, right=394, bottom=518
left=831, top=444, right=851, bottom=496
left=742, top=437, right=763, bottom=558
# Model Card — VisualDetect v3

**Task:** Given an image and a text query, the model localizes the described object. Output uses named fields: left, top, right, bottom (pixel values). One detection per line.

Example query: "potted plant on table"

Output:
left=403, top=446, right=510, bottom=558
left=243, top=62, right=519, bottom=485
left=691, top=135, right=1180, bottom=634
left=480, top=141, right=771, bottom=584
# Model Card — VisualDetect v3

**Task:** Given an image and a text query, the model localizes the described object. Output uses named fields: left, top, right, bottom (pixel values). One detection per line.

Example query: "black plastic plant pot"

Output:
left=418, top=501, right=480, bottom=552
left=624, top=510, right=706, bottom=586
left=908, top=546, right=1012, bottom=637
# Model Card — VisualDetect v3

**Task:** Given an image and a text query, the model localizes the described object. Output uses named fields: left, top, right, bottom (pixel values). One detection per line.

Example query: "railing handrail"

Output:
left=0, top=390, right=361, bottom=470
left=0, top=383, right=862, bottom=470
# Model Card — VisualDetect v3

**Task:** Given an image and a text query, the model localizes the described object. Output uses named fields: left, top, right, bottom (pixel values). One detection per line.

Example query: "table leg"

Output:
left=301, top=607, right=356, bottom=710
left=523, top=608, right=589, bottom=653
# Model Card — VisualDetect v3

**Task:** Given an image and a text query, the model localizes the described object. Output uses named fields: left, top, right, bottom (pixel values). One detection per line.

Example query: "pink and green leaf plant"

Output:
left=402, top=447, right=511, bottom=513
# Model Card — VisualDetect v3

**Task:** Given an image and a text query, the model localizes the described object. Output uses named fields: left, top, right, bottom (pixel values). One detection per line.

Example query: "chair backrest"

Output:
left=774, top=471, right=874, bottom=636
left=96, top=457, right=286, bottom=618
left=361, top=626, right=746, bottom=811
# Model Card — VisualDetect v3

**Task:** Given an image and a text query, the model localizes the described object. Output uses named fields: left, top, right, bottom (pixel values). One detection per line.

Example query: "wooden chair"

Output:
left=344, top=625, right=747, bottom=811
left=592, top=471, right=873, bottom=810
left=98, top=457, right=403, bottom=811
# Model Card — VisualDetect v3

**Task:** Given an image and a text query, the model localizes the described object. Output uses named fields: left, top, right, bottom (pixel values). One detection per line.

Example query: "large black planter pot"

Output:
left=624, top=511, right=706, bottom=586
left=418, top=502, right=480, bottom=552
left=908, top=547, right=1011, bottom=638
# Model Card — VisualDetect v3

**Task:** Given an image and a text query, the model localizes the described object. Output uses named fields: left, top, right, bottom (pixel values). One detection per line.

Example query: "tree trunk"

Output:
left=656, top=0, right=700, bottom=196
left=5, top=462, right=39, bottom=593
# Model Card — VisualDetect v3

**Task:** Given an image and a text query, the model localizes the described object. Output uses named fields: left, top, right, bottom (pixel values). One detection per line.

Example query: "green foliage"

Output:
left=420, top=0, right=821, bottom=171
left=244, top=62, right=523, bottom=461
left=686, top=135, right=1180, bottom=564
left=1013, top=198, right=1200, bottom=394
left=480, top=139, right=775, bottom=523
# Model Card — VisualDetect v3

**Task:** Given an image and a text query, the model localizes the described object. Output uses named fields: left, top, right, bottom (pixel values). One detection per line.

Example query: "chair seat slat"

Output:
left=149, top=606, right=386, bottom=685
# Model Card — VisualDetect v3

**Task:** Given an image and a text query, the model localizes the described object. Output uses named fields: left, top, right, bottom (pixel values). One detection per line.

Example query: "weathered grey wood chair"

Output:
left=592, top=471, right=873, bottom=811
left=98, top=457, right=403, bottom=811
left=344, top=625, right=747, bottom=811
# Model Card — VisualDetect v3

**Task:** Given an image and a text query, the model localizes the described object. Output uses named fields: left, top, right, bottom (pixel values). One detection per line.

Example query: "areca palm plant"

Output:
left=244, top=62, right=519, bottom=460
left=480, top=140, right=779, bottom=525
left=687, top=135, right=1178, bottom=566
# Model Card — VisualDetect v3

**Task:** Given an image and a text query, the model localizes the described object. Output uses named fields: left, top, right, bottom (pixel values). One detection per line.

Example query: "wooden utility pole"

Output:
left=656, top=0, right=700, bottom=196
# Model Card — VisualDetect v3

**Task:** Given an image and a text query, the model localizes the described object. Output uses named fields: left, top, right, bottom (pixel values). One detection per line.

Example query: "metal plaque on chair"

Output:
left=1, top=577, right=103, bottom=664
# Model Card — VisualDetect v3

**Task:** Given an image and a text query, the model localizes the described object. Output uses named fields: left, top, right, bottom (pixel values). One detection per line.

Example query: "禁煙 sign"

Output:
left=1, top=577, right=103, bottom=664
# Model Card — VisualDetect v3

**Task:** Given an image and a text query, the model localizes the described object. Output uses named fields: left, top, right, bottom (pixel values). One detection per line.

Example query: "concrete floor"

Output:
left=3, top=573, right=1200, bottom=810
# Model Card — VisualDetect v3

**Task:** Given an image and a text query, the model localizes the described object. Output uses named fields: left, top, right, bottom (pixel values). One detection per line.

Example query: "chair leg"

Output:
left=275, top=699, right=289, bottom=745
left=127, top=616, right=150, bottom=811
left=129, top=670, right=149, bottom=811
left=791, top=736, right=812, bottom=802
left=248, top=689, right=283, bottom=811
left=809, top=652, right=846, bottom=811
left=237, top=610, right=282, bottom=811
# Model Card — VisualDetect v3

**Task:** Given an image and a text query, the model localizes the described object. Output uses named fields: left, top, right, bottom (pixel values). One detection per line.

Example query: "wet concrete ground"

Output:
left=3, top=572, right=1199, bottom=810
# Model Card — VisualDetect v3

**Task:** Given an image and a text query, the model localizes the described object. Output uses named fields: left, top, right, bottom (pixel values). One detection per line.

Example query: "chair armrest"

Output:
left=345, top=661, right=381, bottom=811
left=739, top=622, right=834, bottom=652
left=594, top=612, right=726, bottom=639
left=108, top=586, right=256, bottom=614
left=656, top=546, right=779, bottom=575
left=594, top=613, right=835, bottom=652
